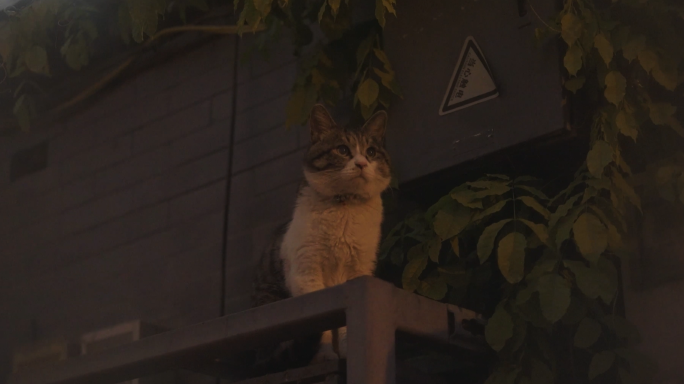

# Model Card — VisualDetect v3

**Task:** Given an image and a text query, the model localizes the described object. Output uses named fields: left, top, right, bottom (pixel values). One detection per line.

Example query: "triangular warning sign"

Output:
left=439, top=36, right=499, bottom=115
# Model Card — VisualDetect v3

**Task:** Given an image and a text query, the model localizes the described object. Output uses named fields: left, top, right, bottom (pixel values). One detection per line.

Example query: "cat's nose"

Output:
left=355, top=159, right=368, bottom=169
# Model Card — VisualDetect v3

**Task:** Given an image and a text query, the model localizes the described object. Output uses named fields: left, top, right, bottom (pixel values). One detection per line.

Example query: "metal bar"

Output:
left=7, top=284, right=348, bottom=384
left=345, top=278, right=397, bottom=384
left=8, top=277, right=487, bottom=384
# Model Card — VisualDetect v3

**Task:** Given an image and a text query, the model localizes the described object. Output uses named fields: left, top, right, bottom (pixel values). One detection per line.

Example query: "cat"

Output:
left=250, top=103, right=393, bottom=372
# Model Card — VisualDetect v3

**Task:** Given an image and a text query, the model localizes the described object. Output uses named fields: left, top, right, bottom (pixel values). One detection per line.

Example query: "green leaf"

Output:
left=402, top=252, right=428, bottom=292
left=526, top=253, right=558, bottom=281
left=612, top=170, right=641, bottom=211
left=357, top=78, right=380, bottom=107
left=519, top=219, right=549, bottom=246
left=328, top=0, right=341, bottom=15
left=604, top=71, right=626, bottom=106
left=564, top=260, right=615, bottom=303
left=615, top=110, right=639, bottom=142
left=475, top=200, right=510, bottom=221
left=561, top=13, right=583, bottom=46
left=13, top=95, right=32, bottom=132
left=622, top=35, right=646, bottom=62
left=594, top=33, right=614, bottom=66
left=451, top=186, right=484, bottom=209
left=118, top=2, right=132, bottom=44
left=467, top=180, right=510, bottom=189
left=417, top=276, right=448, bottom=300
left=518, top=196, right=550, bottom=219
left=574, top=318, right=602, bottom=348
left=473, top=184, right=512, bottom=199
left=649, top=102, right=677, bottom=126
left=537, top=274, right=571, bottom=323
left=515, top=185, right=549, bottom=200
left=555, top=206, right=582, bottom=250
left=565, top=76, right=586, bottom=93
left=433, top=206, right=471, bottom=240
left=427, top=236, right=442, bottom=263
left=485, top=305, right=514, bottom=351
left=373, top=68, right=401, bottom=96
left=651, top=57, right=679, bottom=91
left=24, top=46, right=48, bottom=74
left=382, top=0, right=396, bottom=16
left=573, top=213, right=608, bottom=263
left=356, top=32, right=375, bottom=66
left=637, top=49, right=658, bottom=73
left=450, top=236, right=460, bottom=257
left=549, top=193, right=581, bottom=229
left=477, top=219, right=512, bottom=264
left=564, top=44, right=583, bottom=76
left=587, top=140, right=613, bottom=178
left=317, top=1, right=327, bottom=22
left=589, top=351, right=615, bottom=380
left=497, top=232, right=527, bottom=284
left=128, top=0, right=166, bottom=43
left=375, top=0, right=386, bottom=27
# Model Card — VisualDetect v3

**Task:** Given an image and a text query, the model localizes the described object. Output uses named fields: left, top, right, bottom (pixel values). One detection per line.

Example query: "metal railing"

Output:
left=7, top=277, right=488, bottom=384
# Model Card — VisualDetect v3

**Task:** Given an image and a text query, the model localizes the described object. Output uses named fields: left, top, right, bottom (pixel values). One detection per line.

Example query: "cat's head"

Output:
left=303, top=104, right=392, bottom=200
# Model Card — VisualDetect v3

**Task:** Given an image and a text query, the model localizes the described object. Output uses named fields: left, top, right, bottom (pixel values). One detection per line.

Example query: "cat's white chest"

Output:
left=281, top=193, right=383, bottom=291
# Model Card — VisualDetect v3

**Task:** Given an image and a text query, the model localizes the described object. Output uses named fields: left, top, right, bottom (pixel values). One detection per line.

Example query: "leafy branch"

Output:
left=380, top=0, right=683, bottom=383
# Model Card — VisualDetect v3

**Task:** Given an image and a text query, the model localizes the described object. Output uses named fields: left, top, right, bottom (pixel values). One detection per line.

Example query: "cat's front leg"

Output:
left=312, top=330, right=338, bottom=363
left=337, top=326, right=347, bottom=359
left=287, top=262, right=339, bottom=362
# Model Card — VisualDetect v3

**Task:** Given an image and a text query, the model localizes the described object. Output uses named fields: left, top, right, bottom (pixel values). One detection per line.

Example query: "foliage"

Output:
left=379, top=0, right=684, bottom=383
left=0, top=0, right=400, bottom=131
left=0, top=0, right=213, bottom=130
left=233, top=0, right=401, bottom=125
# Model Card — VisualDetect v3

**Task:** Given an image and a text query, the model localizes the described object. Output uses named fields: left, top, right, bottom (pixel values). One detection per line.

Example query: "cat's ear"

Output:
left=309, top=104, right=336, bottom=143
left=362, top=110, right=388, bottom=142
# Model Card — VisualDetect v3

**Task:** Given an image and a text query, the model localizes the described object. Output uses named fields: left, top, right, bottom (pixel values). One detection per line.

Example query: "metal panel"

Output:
left=384, top=0, right=565, bottom=182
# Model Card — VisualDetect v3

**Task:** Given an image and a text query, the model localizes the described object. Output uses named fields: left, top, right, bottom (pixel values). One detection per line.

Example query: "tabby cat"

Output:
left=250, top=104, right=392, bottom=372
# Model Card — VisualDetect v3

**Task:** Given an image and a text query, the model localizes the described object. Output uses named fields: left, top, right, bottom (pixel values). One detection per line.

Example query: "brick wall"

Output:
left=0, top=34, right=309, bottom=381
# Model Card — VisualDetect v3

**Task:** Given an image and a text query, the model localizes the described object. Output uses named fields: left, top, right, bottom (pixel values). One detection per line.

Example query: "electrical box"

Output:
left=384, top=0, right=566, bottom=183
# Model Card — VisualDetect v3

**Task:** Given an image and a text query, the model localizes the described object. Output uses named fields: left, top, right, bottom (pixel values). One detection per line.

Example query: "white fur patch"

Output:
left=281, top=187, right=384, bottom=296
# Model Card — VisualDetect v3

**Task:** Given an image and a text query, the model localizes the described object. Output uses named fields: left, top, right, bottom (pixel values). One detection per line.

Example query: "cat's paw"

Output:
left=337, top=337, right=347, bottom=359
left=311, top=344, right=339, bottom=363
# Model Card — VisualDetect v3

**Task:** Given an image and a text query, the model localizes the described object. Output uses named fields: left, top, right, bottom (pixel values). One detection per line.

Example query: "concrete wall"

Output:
left=0, top=35, right=309, bottom=381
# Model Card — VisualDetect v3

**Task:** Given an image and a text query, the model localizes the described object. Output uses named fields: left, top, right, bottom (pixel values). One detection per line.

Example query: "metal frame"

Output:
left=7, top=277, right=487, bottom=384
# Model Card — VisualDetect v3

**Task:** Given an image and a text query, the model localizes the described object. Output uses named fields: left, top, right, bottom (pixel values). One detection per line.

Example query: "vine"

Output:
left=0, top=0, right=399, bottom=131
left=380, top=0, right=683, bottom=383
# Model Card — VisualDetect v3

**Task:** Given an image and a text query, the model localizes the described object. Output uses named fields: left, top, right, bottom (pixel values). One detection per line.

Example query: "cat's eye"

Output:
left=366, top=147, right=377, bottom=157
left=337, top=145, right=350, bottom=156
